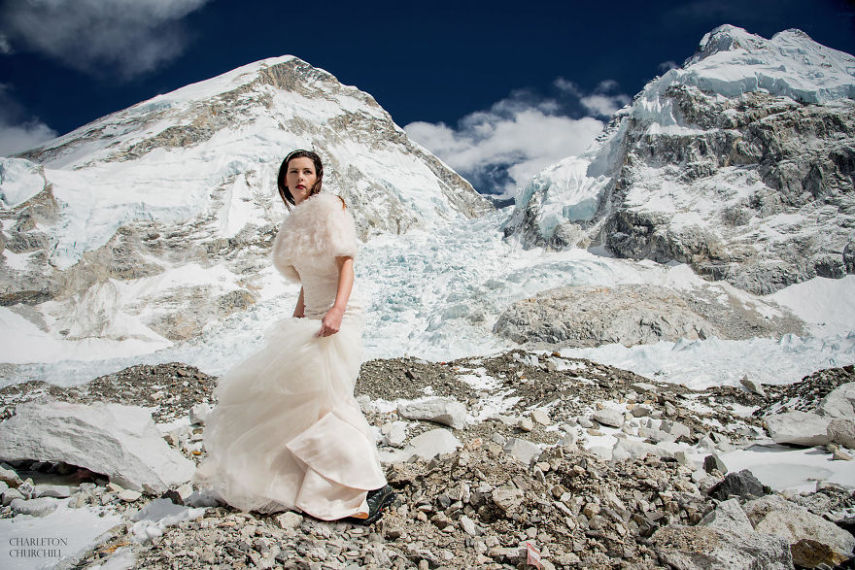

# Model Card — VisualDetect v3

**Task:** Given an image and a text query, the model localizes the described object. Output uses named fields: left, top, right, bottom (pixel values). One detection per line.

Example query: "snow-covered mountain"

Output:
left=0, top=56, right=490, bottom=359
left=1, top=33, right=854, bottom=391
left=504, top=25, right=855, bottom=294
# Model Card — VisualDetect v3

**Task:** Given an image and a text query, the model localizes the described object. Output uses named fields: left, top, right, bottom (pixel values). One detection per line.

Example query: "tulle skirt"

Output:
left=194, top=313, right=386, bottom=520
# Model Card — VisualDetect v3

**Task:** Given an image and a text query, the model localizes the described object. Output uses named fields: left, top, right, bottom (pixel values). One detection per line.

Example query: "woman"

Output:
left=195, top=149, right=394, bottom=524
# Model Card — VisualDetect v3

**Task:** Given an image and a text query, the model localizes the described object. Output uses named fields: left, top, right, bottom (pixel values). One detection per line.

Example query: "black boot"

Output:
left=348, top=484, right=396, bottom=525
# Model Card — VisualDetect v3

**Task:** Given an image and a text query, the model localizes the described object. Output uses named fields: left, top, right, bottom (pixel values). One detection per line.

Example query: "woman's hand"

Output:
left=317, top=305, right=345, bottom=337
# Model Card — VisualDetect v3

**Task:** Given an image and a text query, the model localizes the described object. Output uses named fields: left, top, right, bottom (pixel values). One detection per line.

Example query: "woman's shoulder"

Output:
left=275, top=192, right=358, bottom=259
left=301, top=192, right=347, bottom=213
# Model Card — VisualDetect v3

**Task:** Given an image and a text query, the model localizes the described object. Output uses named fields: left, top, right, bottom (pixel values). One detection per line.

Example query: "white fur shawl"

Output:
left=271, top=193, right=358, bottom=282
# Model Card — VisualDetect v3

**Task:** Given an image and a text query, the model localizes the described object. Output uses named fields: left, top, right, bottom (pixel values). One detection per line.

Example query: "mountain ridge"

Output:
left=504, top=25, right=855, bottom=294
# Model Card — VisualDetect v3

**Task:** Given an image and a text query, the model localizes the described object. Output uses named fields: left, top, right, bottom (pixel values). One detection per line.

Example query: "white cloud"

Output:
left=658, top=60, right=679, bottom=73
left=553, top=77, right=582, bottom=97
left=580, top=94, right=631, bottom=117
left=0, top=0, right=210, bottom=78
left=406, top=80, right=633, bottom=197
left=0, top=121, right=57, bottom=157
left=406, top=90, right=606, bottom=197
left=595, top=79, right=620, bottom=92
left=0, top=34, right=11, bottom=55
left=0, top=84, right=57, bottom=157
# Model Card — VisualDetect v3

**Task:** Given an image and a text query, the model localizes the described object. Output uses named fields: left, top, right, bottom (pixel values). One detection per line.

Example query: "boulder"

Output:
left=791, top=539, right=850, bottom=568
left=9, top=497, right=58, bottom=517
left=611, top=439, right=673, bottom=462
left=651, top=525, right=792, bottom=569
left=703, top=454, right=728, bottom=474
left=820, top=383, right=855, bottom=419
left=0, top=402, right=196, bottom=494
left=698, top=498, right=754, bottom=534
left=380, top=428, right=462, bottom=463
left=744, top=494, right=855, bottom=559
left=828, top=418, right=855, bottom=449
left=381, top=421, right=408, bottom=448
left=502, top=438, right=542, bottom=464
left=740, top=375, right=766, bottom=397
left=593, top=407, right=625, bottom=428
left=765, top=411, right=831, bottom=446
left=752, top=508, right=855, bottom=560
left=0, top=465, right=22, bottom=487
left=531, top=409, right=551, bottom=426
left=661, top=420, right=692, bottom=439
left=398, top=398, right=467, bottom=429
left=742, top=494, right=796, bottom=525
left=708, top=470, right=768, bottom=501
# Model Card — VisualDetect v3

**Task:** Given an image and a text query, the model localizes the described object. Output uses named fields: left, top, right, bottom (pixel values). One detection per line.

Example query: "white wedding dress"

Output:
left=194, top=193, right=386, bottom=521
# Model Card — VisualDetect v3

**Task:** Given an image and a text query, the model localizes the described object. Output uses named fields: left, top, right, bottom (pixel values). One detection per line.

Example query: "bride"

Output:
left=195, top=149, right=394, bottom=524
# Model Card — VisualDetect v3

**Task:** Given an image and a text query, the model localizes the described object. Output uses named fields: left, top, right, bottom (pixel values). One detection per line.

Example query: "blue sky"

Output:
left=1, top=0, right=853, bottom=195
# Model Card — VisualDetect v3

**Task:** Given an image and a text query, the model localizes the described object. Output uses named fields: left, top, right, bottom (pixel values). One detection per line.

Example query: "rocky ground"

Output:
left=0, top=353, right=854, bottom=569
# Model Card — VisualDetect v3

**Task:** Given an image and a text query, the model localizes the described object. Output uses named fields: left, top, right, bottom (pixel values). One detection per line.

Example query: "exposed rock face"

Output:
left=0, top=55, right=490, bottom=351
left=651, top=525, right=793, bottom=570
left=504, top=25, right=855, bottom=294
left=0, top=402, right=195, bottom=493
left=493, top=283, right=804, bottom=349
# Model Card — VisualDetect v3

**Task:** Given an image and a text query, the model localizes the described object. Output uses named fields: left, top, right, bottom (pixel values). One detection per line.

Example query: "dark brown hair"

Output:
left=277, top=149, right=324, bottom=207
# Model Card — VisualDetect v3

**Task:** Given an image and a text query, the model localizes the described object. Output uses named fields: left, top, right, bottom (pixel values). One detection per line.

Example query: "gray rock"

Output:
left=459, top=515, right=480, bottom=536
left=518, top=417, right=535, bottom=432
left=10, top=497, right=58, bottom=517
left=275, top=511, right=303, bottom=531
left=827, top=418, right=855, bottom=449
left=630, top=405, right=652, bottom=418
left=765, top=411, right=831, bottom=446
left=494, top=285, right=720, bottom=348
left=531, top=409, right=551, bottom=426
left=821, top=383, right=855, bottom=419
left=651, top=525, right=792, bottom=569
left=18, top=479, right=35, bottom=498
left=491, top=486, right=524, bottom=513
left=740, top=375, right=766, bottom=397
left=661, top=420, right=691, bottom=439
left=2, top=487, right=25, bottom=506
left=699, top=498, right=754, bottom=534
left=742, top=494, right=797, bottom=525
left=382, top=421, right=408, bottom=447
left=593, top=407, right=625, bottom=428
left=708, top=469, right=768, bottom=501
left=34, top=484, right=72, bottom=499
left=381, top=428, right=462, bottom=463
left=0, top=465, right=22, bottom=487
left=757, top=509, right=855, bottom=559
left=398, top=398, right=467, bottom=429
left=611, top=439, right=674, bottom=462
left=743, top=496, right=855, bottom=559
left=503, top=438, right=542, bottom=464
left=703, top=454, right=728, bottom=474
left=0, top=402, right=196, bottom=494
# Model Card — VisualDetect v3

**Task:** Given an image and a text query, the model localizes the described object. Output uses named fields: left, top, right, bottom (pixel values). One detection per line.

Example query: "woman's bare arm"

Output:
left=317, top=256, right=354, bottom=337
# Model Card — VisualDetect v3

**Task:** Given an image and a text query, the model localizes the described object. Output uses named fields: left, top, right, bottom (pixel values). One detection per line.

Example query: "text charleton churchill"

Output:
left=8, top=537, right=68, bottom=559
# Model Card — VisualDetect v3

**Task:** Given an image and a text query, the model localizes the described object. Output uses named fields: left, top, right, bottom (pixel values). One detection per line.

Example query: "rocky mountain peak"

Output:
left=504, top=26, right=855, bottom=294
left=0, top=55, right=490, bottom=350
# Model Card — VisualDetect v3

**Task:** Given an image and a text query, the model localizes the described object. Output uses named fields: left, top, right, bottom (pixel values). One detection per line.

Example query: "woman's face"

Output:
left=286, top=157, right=318, bottom=205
